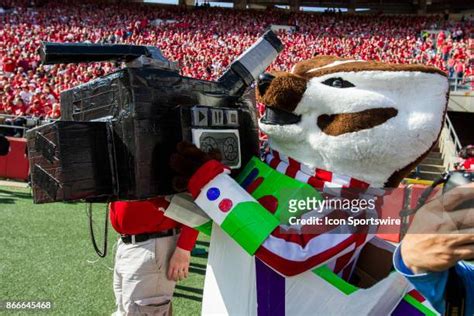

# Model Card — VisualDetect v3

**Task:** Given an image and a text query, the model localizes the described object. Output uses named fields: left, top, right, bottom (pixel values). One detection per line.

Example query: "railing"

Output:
left=449, top=77, right=472, bottom=92
left=439, top=113, right=463, bottom=171
left=0, top=124, right=28, bottom=132
left=0, top=114, right=56, bottom=137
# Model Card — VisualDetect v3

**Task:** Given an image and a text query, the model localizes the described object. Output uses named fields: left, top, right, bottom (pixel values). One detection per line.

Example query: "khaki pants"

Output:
left=112, top=235, right=178, bottom=316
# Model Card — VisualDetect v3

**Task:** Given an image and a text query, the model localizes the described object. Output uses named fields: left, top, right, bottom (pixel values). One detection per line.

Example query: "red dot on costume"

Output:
left=219, top=199, right=233, bottom=212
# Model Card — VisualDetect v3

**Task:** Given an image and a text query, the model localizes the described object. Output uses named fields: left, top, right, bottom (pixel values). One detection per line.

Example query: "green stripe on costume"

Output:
left=403, top=294, right=437, bottom=316
left=195, top=220, right=213, bottom=236
left=312, top=266, right=436, bottom=315
left=236, top=157, right=323, bottom=223
left=221, top=201, right=280, bottom=255
left=313, top=265, right=358, bottom=295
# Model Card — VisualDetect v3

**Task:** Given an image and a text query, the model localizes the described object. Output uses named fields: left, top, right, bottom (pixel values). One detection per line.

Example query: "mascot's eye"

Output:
left=322, top=77, right=355, bottom=88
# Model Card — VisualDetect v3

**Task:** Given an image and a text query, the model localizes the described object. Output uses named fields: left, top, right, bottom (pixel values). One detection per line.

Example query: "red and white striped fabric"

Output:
left=253, top=149, right=385, bottom=278
left=265, top=149, right=385, bottom=197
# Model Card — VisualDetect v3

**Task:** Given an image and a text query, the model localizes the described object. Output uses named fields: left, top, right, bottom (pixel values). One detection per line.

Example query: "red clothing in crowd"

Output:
left=464, top=157, right=474, bottom=170
left=0, top=3, right=470, bottom=116
left=109, top=197, right=199, bottom=251
left=12, top=105, right=25, bottom=116
left=455, top=62, right=465, bottom=73
left=46, top=108, right=61, bottom=119
left=25, top=104, right=45, bottom=116
left=2, top=57, right=16, bottom=73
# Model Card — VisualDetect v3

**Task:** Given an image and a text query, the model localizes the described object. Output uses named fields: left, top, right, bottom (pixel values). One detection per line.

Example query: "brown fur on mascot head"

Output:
left=257, top=56, right=448, bottom=188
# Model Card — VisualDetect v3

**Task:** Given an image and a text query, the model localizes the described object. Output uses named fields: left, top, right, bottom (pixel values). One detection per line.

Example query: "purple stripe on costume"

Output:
left=241, top=168, right=259, bottom=190
left=256, top=258, right=285, bottom=316
left=391, top=299, right=424, bottom=316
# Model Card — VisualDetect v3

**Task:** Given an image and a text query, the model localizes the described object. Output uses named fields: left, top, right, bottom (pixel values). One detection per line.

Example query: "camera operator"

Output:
left=110, top=197, right=198, bottom=316
left=394, top=183, right=474, bottom=315
left=0, top=134, right=10, bottom=156
left=459, top=145, right=474, bottom=171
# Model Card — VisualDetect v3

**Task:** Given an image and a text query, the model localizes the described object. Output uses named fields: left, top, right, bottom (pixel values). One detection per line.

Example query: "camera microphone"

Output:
left=218, top=30, right=283, bottom=96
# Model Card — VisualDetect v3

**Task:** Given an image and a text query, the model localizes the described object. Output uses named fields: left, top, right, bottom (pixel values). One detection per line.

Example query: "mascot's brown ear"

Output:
left=256, top=72, right=307, bottom=113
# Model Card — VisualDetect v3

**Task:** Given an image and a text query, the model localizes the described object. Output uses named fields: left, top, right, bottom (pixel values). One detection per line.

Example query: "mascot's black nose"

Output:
left=257, top=73, right=275, bottom=96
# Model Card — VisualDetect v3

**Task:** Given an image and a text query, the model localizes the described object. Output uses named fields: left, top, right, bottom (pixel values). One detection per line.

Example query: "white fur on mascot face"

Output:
left=259, top=59, right=448, bottom=187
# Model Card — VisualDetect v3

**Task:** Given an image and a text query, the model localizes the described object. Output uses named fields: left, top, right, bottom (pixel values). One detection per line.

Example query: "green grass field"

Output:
left=0, top=185, right=207, bottom=315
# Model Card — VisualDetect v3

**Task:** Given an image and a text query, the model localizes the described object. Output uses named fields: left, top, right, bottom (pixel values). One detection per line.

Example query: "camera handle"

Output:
left=399, top=173, right=449, bottom=237
left=414, top=172, right=450, bottom=211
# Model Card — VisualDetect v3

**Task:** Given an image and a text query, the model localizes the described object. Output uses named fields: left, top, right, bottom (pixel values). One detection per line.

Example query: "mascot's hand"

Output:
left=169, top=141, right=222, bottom=192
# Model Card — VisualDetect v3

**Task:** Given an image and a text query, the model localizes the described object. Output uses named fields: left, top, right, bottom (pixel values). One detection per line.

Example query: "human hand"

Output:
left=401, top=183, right=474, bottom=274
left=167, top=246, right=191, bottom=281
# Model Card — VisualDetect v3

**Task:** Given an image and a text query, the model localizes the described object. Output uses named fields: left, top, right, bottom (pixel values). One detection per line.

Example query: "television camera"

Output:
left=27, top=31, right=283, bottom=203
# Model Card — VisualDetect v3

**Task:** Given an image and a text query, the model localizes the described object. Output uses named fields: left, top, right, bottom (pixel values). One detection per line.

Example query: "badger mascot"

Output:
left=166, top=56, right=448, bottom=315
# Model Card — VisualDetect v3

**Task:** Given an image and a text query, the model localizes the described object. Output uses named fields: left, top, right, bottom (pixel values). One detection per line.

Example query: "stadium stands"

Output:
left=0, top=2, right=472, bottom=129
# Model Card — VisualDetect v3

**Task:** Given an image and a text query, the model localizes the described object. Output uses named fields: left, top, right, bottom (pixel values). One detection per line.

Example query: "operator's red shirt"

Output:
left=109, top=197, right=199, bottom=251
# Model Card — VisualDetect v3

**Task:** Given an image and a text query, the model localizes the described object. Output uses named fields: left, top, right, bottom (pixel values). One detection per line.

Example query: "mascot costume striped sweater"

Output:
left=167, top=56, right=449, bottom=315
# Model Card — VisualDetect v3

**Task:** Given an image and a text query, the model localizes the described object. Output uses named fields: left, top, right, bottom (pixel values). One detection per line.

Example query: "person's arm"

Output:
left=187, top=159, right=370, bottom=276
left=167, top=225, right=198, bottom=282
left=176, top=225, right=199, bottom=251
left=394, top=247, right=474, bottom=314
left=164, top=193, right=213, bottom=235
left=187, top=160, right=279, bottom=256
left=165, top=197, right=199, bottom=281
left=400, top=183, right=474, bottom=273
left=170, top=142, right=369, bottom=276
left=395, top=183, right=474, bottom=315
left=394, top=245, right=449, bottom=313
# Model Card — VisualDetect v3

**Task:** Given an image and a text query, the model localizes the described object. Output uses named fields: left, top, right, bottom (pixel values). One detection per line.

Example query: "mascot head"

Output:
left=257, top=56, right=448, bottom=188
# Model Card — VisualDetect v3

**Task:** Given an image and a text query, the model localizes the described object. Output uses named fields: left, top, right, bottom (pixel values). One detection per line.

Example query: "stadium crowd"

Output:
left=0, top=1, right=472, bottom=128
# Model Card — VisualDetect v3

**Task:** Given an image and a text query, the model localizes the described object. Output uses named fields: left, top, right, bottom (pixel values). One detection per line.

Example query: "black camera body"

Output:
left=443, top=169, right=474, bottom=210
left=27, top=31, right=283, bottom=203
left=442, top=169, right=474, bottom=192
